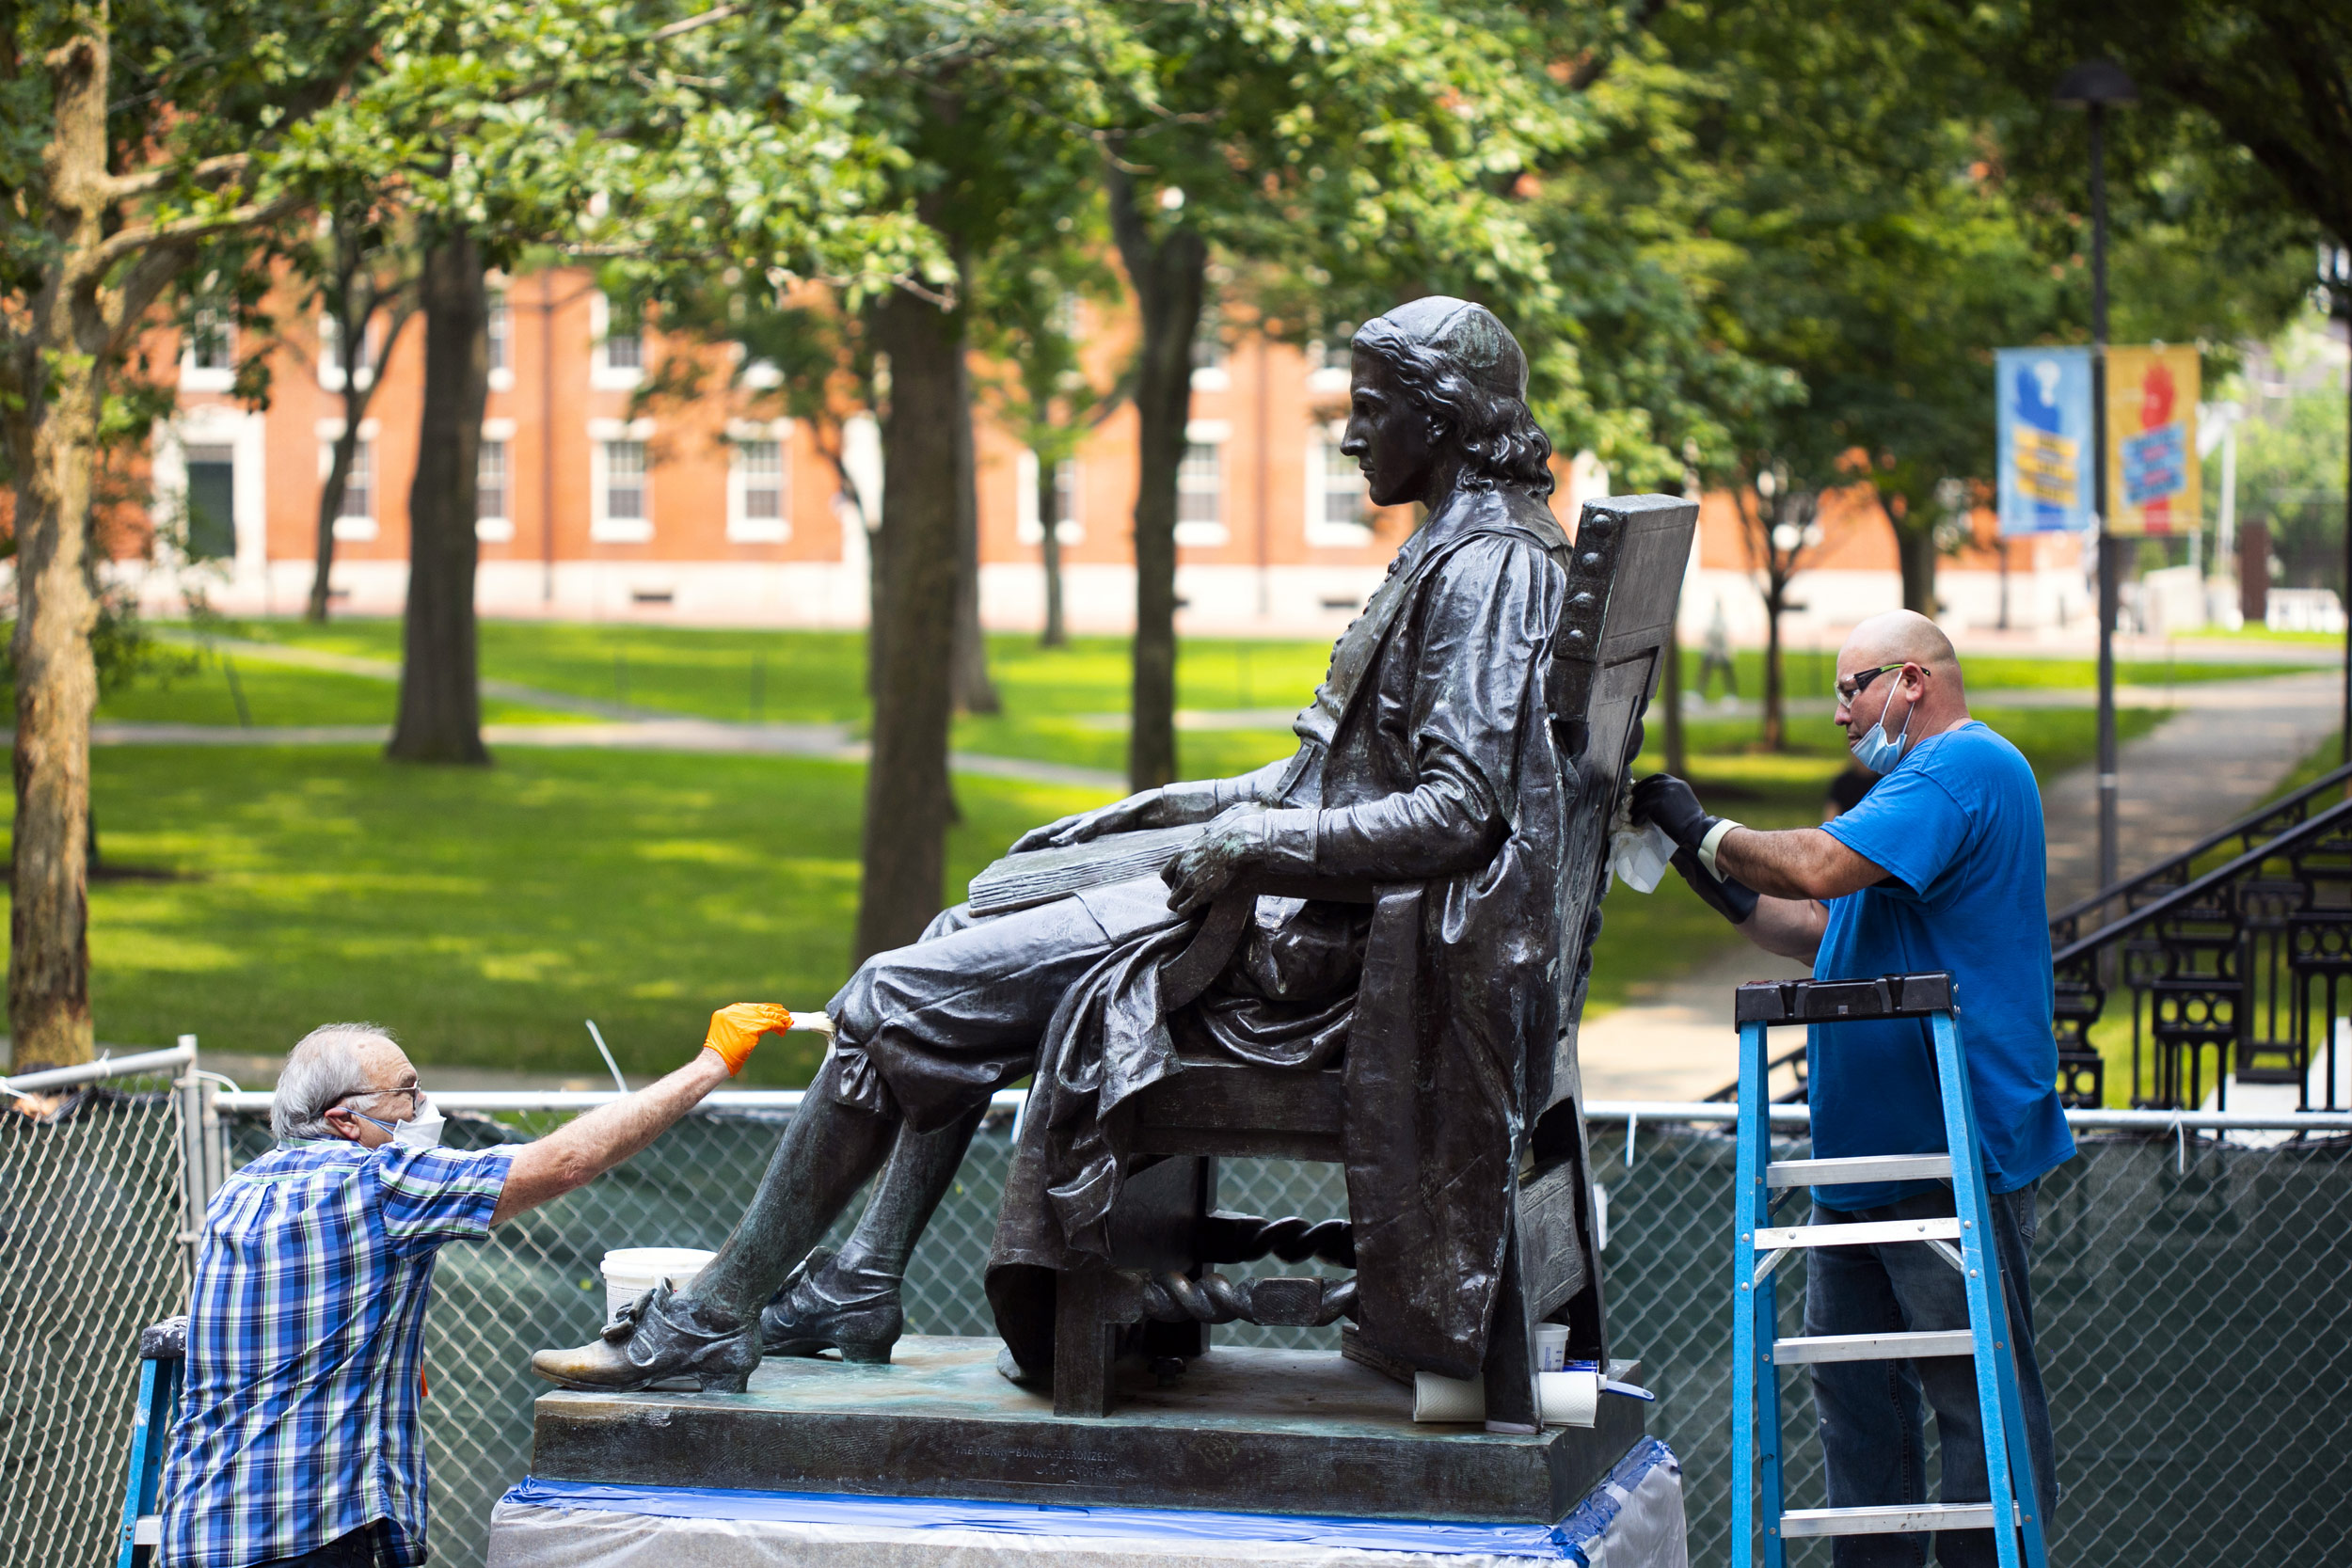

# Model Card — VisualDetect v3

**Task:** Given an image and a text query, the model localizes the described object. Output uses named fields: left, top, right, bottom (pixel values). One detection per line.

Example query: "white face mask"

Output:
left=352, top=1092, right=444, bottom=1150
left=391, top=1094, right=445, bottom=1150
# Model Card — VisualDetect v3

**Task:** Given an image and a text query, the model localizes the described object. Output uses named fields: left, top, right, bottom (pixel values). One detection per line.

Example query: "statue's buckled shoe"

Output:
left=760, top=1247, right=904, bottom=1364
left=530, top=1281, right=758, bottom=1394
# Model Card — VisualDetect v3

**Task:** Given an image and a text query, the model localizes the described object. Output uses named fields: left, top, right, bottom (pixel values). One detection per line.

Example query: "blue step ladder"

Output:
left=1729, top=973, right=2049, bottom=1568
left=115, top=1316, right=186, bottom=1568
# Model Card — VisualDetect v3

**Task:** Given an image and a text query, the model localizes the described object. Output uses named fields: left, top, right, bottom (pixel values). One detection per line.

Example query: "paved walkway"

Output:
left=1576, top=671, right=2347, bottom=1104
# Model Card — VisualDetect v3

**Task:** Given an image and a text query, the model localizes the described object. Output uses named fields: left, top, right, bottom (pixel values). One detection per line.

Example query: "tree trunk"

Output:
left=854, top=288, right=965, bottom=960
left=309, top=290, right=408, bottom=624
left=388, top=228, right=489, bottom=765
left=1761, top=571, right=1788, bottom=752
left=1891, top=511, right=1937, bottom=616
left=8, top=360, right=102, bottom=1069
left=1038, top=451, right=1067, bottom=648
left=1106, top=168, right=1207, bottom=792
left=948, top=293, right=998, bottom=715
left=4, top=24, right=114, bottom=1067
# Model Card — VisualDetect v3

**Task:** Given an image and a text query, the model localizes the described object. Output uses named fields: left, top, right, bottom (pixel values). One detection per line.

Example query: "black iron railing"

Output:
left=1706, top=765, right=2352, bottom=1111
left=2051, top=790, right=2352, bottom=1110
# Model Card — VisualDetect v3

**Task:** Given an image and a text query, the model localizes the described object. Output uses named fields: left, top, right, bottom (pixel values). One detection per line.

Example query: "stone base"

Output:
left=530, top=1336, right=1647, bottom=1525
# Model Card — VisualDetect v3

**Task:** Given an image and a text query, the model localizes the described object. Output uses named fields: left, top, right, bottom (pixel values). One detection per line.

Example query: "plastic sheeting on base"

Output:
left=487, top=1439, right=1686, bottom=1568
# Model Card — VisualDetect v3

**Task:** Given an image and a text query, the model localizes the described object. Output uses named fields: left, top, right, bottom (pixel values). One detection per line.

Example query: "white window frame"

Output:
left=180, top=309, right=236, bottom=393
left=477, top=418, right=516, bottom=542
left=316, top=417, right=383, bottom=540
left=1305, top=420, right=1375, bottom=546
left=315, top=311, right=376, bottom=393
left=590, top=292, right=645, bottom=389
left=153, top=408, right=266, bottom=572
left=1189, top=321, right=1230, bottom=392
left=588, top=417, right=656, bottom=542
left=486, top=290, right=515, bottom=392
left=1175, top=419, right=1230, bottom=547
left=1014, top=451, right=1084, bottom=546
left=725, top=419, right=791, bottom=543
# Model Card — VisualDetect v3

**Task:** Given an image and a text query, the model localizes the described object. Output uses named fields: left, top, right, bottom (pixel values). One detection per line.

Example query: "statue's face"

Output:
left=1342, top=348, right=1438, bottom=509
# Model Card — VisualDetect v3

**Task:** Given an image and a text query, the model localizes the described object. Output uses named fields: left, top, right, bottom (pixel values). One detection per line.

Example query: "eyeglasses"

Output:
left=1835, top=662, right=1909, bottom=705
left=341, top=1085, right=425, bottom=1116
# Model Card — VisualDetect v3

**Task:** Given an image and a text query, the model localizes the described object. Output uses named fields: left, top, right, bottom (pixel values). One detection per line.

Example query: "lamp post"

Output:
left=2323, top=244, right=2352, bottom=766
left=2057, top=57, right=2137, bottom=895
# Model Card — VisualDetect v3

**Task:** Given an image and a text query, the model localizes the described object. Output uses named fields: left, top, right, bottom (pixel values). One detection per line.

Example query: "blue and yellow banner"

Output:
left=1996, top=347, right=2093, bottom=537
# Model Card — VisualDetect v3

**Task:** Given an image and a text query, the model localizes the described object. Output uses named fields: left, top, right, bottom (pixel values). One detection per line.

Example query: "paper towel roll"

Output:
left=1411, top=1370, right=1601, bottom=1427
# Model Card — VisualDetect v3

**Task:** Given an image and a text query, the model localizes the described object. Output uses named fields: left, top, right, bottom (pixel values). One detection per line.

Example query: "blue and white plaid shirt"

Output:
left=158, top=1140, right=514, bottom=1568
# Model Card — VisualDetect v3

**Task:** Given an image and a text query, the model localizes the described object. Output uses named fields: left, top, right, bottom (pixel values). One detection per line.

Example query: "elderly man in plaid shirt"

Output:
left=155, top=1004, right=794, bottom=1568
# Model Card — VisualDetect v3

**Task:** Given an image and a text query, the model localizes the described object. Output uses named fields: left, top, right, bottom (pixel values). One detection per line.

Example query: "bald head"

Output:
left=1843, top=610, right=1960, bottom=681
left=1834, top=610, right=1970, bottom=751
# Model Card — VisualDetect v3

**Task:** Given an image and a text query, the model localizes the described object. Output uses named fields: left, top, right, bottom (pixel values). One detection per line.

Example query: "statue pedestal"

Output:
left=524, top=1336, right=1650, bottom=1523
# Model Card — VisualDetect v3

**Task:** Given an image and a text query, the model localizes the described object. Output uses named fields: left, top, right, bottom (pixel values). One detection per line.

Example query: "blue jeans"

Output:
left=1804, top=1185, right=2056, bottom=1568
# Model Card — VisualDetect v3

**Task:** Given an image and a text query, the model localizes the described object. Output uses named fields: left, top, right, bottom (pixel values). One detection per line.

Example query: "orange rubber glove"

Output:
left=705, top=1003, right=793, bottom=1075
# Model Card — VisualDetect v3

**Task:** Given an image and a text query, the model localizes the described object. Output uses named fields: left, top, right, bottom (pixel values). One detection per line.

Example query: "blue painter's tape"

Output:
left=502, top=1444, right=1675, bottom=1561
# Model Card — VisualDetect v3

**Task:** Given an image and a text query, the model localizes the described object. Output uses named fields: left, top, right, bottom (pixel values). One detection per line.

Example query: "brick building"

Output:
left=140, top=265, right=2080, bottom=642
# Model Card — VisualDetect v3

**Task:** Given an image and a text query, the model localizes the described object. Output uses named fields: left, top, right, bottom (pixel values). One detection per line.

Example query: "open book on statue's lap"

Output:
left=967, top=811, right=1265, bottom=917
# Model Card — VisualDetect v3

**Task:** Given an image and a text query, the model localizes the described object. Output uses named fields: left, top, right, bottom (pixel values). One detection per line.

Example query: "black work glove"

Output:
left=1632, top=773, right=1758, bottom=926
left=1669, top=847, right=1759, bottom=925
left=1629, top=773, right=1716, bottom=853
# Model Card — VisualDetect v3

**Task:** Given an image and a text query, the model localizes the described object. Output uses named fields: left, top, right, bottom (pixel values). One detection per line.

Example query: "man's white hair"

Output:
left=272, top=1023, right=398, bottom=1143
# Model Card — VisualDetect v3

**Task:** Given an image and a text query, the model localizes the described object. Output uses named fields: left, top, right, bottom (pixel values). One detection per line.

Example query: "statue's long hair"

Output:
left=1351, top=325, right=1555, bottom=499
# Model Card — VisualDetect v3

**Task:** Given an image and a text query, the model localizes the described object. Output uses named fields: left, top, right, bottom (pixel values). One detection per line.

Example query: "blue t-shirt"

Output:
left=1811, top=720, right=2074, bottom=1209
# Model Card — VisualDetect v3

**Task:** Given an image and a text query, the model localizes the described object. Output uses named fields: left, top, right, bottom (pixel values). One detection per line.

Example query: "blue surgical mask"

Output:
left=1849, top=679, right=1913, bottom=772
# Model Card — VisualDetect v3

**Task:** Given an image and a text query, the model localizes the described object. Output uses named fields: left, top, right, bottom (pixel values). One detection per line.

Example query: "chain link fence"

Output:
left=0, top=1069, right=189, bottom=1568
left=12, top=1092, right=2348, bottom=1567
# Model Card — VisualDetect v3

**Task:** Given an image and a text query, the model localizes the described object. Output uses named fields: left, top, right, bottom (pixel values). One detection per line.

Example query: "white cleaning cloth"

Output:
left=1607, top=799, right=1675, bottom=894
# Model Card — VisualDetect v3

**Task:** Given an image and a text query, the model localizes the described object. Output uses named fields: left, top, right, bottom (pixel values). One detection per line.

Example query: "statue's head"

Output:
left=1343, top=297, right=1553, bottom=509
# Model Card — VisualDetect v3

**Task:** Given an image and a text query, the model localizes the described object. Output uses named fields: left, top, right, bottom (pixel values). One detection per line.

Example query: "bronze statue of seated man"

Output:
left=532, top=296, right=1581, bottom=1394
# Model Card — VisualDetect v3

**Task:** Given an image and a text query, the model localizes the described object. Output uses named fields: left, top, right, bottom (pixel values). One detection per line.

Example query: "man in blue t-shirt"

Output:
left=1633, top=609, right=2069, bottom=1568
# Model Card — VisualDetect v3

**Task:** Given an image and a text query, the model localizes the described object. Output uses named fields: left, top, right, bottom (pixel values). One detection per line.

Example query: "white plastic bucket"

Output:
left=600, top=1247, right=715, bottom=1321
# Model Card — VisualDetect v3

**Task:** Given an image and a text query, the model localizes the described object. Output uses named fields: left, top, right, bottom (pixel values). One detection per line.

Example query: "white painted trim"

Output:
left=483, top=417, right=518, bottom=441
left=313, top=417, right=382, bottom=444
left=331, top=515, right=379, bottom=542
left=179, top=312, right=236, bottom=393
left=476, top=433, right=513, bottom=539
left=1185, top=419, right=1232, bottom=444
left=725, top=423, right=791, bottom=544
left=1014, top=450, right=1083, bottom=545
left=1303, top=420, right=1373, bottom=547
left=590, top=432, right=654, bottom=544
left=476, top=517, right=516, bottom=543
left=589, top=291, right=645, bottom=390
left=1307, top=363, right=1350, bottom=395
left=153, top=405, right=268, bottom=573
left=1188, top=365, right=1230, bottom=392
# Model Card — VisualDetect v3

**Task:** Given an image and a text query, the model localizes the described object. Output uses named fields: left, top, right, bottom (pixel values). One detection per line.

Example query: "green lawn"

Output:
left=75, top=745, right=1101, bottom=1082
left=1683, top=645, right=2301, bottom=702
left=55, top=619, right=2188, bottom=1082
left=92, top=644, right=575, bottom=728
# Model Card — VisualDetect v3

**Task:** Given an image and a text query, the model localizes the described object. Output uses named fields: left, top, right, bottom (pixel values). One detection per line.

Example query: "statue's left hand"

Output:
left=1162, top=811, right=1265, bottom=914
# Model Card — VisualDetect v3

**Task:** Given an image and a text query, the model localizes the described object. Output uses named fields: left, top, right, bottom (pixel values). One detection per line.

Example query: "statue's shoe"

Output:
left=760, top=1247, right=903, bottom=1364
left=531, top=1281, right=758, bottom=1393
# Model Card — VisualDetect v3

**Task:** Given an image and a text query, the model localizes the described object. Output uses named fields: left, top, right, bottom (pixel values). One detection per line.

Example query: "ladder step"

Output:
left=1766, top=1153, right=1953, bottom=1187
left=1781, top=1503, right=2006, bottom=1538
left=1772, top=1330, right=1975, bottom=1365
left=1754, top=1216, right=1962, bottom=1251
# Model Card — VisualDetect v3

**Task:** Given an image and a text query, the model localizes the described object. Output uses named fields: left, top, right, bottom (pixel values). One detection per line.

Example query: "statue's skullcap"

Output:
left=1352, top=296, right=1528, bottom=402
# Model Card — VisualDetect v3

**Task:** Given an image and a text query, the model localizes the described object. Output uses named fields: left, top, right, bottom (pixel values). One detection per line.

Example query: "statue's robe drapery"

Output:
left=976, top=483, right=1576, bottom=1383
